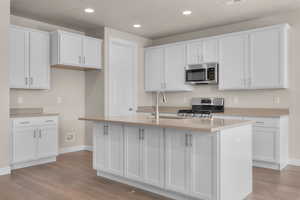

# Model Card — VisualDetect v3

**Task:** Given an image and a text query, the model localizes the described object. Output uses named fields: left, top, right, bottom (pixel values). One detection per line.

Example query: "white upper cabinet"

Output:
left=29, top=31, right=50, bottom=89
left=145, top=47, right=164, bottom=91
left=219, top=24, right=289, bottom=90
left=219, top=34, right=248, bottom=90
left=165, top=44, right=191, bottom=91
left=187, top=39, right=219, bottom=65
left=249, top=27, right=288, bottom=89
left=83, top=36, right=102, bottom=68
left=10, top=27, right=29, bottom=89
left=51, top=30, right=102, bottom=70
left=145, top=45, right=191, bottom=92
left=187, top=41, right=203, bottom=65
left=59, top=31, right=82, bottom=66
left=203, top=39, right=219, bottom=63
left=10, top=26, right=50, bottom=89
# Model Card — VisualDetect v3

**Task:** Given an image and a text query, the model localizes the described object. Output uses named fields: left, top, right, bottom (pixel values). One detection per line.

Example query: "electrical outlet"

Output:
left=65, top=132, right=76, bottom=143
left=17, top=97, right=23, bottom=104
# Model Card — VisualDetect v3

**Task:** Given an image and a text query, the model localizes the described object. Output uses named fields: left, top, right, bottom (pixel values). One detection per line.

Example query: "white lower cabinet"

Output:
left=165, top=129, right=216, bottom=199
left=93, top=123, right=124, bottom=176
left=11, top=116, right=58, bottom=169
left=214, top=115, right=289, bottom=170
left=165, top=129, right=189, bottom=195
left=124, top=126, right=164, bottom=187
left=93, top=122, right=252, bottom=200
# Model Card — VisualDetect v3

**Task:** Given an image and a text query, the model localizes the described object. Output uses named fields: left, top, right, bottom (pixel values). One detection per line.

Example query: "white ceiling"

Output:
left=11, top=0, right=300, bottom=39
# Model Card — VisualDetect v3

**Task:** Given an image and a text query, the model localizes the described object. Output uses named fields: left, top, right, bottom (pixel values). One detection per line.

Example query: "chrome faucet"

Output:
left=154, top=91, right=167, bottom=121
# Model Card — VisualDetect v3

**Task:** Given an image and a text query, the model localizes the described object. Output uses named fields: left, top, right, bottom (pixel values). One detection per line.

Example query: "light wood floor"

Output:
left=0, top=151, right=300, bottom=200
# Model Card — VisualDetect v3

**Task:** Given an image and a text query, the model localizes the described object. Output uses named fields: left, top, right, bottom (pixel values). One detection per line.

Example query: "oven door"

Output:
left=185, top=68, right=207, bottom=84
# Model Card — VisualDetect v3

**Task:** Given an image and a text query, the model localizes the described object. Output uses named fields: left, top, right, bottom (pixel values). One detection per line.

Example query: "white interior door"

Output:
left=29, top=31, right=50, bottom=89
left=108, top=38, right=137, bottom=117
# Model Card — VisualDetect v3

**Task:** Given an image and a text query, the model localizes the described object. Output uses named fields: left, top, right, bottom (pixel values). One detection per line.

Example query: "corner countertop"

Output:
left=10, top=113, right=59, bottom=118
left=79, top=115, right=254, bottom=133
left=137, top=106, right=289, bottom=118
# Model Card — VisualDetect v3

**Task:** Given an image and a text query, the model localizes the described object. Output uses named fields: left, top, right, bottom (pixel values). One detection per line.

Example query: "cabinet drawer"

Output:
left=13, top=119, right=35, bottom=128
left=38, top=117, right=58, bottom=126
left=246, top=117, right=279, bottom=128
left=13, top=116, right=58, bottom=128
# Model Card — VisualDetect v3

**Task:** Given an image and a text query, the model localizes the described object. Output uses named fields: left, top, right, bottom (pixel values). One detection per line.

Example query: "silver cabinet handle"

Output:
left=138, top=128, right=142, bottom=140
left=39, top=129, right=42, bottom=138
left=45, top=120, right=54, bottom=123
left=141, top=129, right=145, bottom=140
left=185, top=134, right=188, bottom=147
left=83, top=56, right=86, bottom=64
left=33, top=129, right=36, bottom=138
left=189, top=134, right=192, bottom=147
left=20, top=121, right=30, bottom=124
left=30, top=77, right=33, bottom=85
left=103, top=125, right=109, bottom=135
left=25, top=77, right=28, bottom=85
left=79, top=56, right=82, bottom=64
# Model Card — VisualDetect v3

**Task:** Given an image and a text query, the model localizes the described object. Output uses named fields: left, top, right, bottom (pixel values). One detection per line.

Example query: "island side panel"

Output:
left=219, top=124, right=252, bottom=200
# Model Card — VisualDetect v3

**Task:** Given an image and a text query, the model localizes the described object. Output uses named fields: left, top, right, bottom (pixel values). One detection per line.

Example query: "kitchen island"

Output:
left=80, top=115, right=253, bottom=200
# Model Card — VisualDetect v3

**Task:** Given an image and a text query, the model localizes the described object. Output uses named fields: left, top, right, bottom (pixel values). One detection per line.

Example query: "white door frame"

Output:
left=105, top=37, right=138, bottom=117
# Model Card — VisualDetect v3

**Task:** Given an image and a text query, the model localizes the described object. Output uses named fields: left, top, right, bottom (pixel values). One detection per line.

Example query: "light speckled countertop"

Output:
left=79, top=115, right=253, bottom=132
left=137, top=106, right=289, bottom=117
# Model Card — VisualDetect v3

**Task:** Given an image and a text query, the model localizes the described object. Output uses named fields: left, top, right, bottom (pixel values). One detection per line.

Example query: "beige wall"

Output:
left=148, top=9, right=300, bottom=160
left=0, top=0, right=10, bottom=168
left=10, top=16, right=87, bottom=149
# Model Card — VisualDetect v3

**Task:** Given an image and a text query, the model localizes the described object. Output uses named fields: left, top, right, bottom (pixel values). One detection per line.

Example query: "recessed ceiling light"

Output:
left=226, top=0, right=245, bottom=5
left=84, top=8, right=95, bottom=13
left=182, top=10, right=192, bottom=16
left=133, top=24, right=141, bottom=28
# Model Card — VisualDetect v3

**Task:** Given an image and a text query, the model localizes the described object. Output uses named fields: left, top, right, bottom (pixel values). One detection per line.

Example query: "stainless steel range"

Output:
left=178, top=97, right=224, bottom=119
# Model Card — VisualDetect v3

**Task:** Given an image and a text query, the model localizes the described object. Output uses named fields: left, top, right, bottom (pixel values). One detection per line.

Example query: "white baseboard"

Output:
left=0, top=166, right=11, bottom=176
left=288, top=159, right=300, bottom=166
left=59, top=145, right=93, bottom=154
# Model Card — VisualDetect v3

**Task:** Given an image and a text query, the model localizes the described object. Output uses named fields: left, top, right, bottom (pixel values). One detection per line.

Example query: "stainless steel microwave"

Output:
left=185, top=63, right=218, bottom=84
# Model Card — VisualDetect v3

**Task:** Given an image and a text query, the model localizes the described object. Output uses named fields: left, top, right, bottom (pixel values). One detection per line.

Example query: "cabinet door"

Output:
left=142, top=127, right=164, bottom=187
left=37, top=126, right=58, bottom=159
left=106, top=123, right=124, bottom=176
left=60, top=32, right=82, bottom=66
left=165, top=44, right=190, bottom=91
left=93, top=123, right=107, bottom=170
left=29, top=31, right=50, bottom=89
left=253, top=128, right=277, bottom=163
left=83, top=37, right=102, bottom=69
left=190, top=133, right=216, bottom=200
left=203, top=39, right=219, bottom=63
left=124, top=126, right=143, bottom=181
left=219, top=34, right=248, bottom=90
left=249, top=28, right=282, bottom=89
left=187, top=41, right=203, bottom=65
left=145, top=48, right=164, bottom=91
left=165, top=129, right=189, bottom=195
left=13, top=127, right=37, bottom=164
left=9, top=27, right=29, bottom=89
